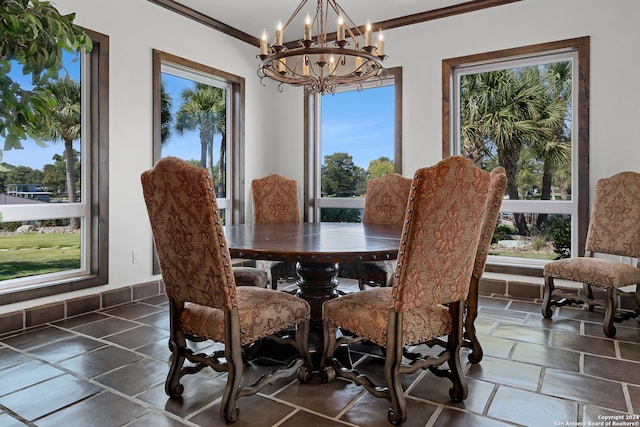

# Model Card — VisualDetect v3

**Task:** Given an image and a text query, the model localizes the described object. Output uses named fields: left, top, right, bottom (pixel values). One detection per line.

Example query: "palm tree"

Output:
left=461, top=69, right=546, bottom=235
left=174, top=83, right=226, bottom=195
left=160, top=81, right=173, bottom=145
left=33, top=76, right=81, bottom=229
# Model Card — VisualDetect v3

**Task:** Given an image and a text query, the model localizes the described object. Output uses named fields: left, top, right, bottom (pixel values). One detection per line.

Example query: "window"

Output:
left=305, top=67, right=402, bottom=222
left=0, top=30, right=110, bottom=303
left=443, top=37, right=590, bottom=274
left=152, top=50, right=245, bottom=272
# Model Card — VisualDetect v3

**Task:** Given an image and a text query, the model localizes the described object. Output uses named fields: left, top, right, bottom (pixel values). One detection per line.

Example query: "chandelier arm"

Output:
left=282, top=0, right=309, bottom=32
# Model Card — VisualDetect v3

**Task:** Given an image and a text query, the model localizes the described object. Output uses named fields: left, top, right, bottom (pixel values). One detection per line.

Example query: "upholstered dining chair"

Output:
left=321, top=156, right=501, bottom=426
left=338, top=173, right=412, bottom=290
left=542, top=171, right=640, bottom=338
left=251, top=173, right=301, bottom=290
left=141, top=157, right=312, bottom=424
left=427, top=166, right=507, bottom=364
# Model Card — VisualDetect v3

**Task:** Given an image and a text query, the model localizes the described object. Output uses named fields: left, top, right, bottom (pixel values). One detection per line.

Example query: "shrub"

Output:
left=492, top=223, right=516, bottom=244
left=547, top=215, right=571, bottom=259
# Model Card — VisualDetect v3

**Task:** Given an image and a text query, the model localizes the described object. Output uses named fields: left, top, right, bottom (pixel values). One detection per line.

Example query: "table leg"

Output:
left=295, top=262, right=340, bottom=326
left=294, top=261, right=351, bottom=369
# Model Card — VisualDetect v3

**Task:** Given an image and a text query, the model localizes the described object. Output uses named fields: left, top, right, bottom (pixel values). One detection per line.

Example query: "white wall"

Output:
left=3, top=0, right=639, bottom=313
left=384, top=0, right=640, bottom=181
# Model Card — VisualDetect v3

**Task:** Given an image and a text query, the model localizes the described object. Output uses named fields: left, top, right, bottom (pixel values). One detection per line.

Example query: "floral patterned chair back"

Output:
left=141, top=156, right=236, bottom=311
left=391, top=156, right=492, bottom=312
left=338, top=173, right=411, bottom=289
left=252, top=174, right=301, bottom=224
left=362, top=173, right=412, bottom=226
left=585, top=172, right=640, bottom=257
left=251, top=174, right=301, bottom=289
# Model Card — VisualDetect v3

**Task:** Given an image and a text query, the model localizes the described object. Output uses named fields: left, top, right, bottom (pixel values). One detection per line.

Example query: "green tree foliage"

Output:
left=321, top=152, right=366, bottom=197
left=367, top=156, right=394, bottom=179
left=321, top=207, right=361, bottom=223
left=4, top=165, right=43, bottom=186
left=43, top=151, right=79, bottom=194
left=320, top=152, right=366, bottom=222
left=546, top=215, right=571, bottom=259
left=0, top=0, right=90, bottom=158
left=160, top=81, right=173, bottom=145
left=174, top=83, right=226, bottom=196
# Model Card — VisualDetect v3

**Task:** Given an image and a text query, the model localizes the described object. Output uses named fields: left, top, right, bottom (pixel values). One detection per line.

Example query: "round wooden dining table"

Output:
left=223, top=222, right=402, bottom=324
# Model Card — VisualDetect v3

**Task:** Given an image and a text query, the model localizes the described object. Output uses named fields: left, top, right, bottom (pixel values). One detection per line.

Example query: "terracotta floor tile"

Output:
left=487, top=385, right=579, bottom=426
left=433, top=408, right=516, bottom=427
left=541, top=368, right=627, bottom=412
left=1, top=292, right=638, bottom=426
left=510, top=341, right=580, bottom=372
left=26, top=334, right=105, bottom=363
left=0, top=359, right=65, bottom=396
left=94, top=357, right=168, bottom=396
left=36, top=391, right=150, bottom=427
left=0, top=374, right=101, bottom=421
left=549, top=330, right=616, bottom=357
left=102, top=324, right=168, bottom=349
left=275, top=376, right=364, bottom=417
left=188, top=394, right=295, bottom=427
left=490, top=323, right=551, bottom=345
left=584, top=353, right=640, bottom=385
left=58, top=345, right=144, bottom=378
left=102, top=301, right=164, bottom=320
left=466, top=356, right=542, bottom=391
left=341, top=393, right=438, bottom=427
left=1, top=325, right=74, bottom=350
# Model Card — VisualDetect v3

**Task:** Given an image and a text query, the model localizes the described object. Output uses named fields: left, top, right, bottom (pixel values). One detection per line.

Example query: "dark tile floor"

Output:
left=1, top=280, right=640, bottom=427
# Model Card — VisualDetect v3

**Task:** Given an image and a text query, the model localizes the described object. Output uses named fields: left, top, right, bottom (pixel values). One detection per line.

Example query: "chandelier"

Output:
left=257, top=0, right=387, bottom=94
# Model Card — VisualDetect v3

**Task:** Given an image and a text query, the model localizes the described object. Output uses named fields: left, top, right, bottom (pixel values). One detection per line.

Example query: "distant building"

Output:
left=4, top=184, right=51, bottom=203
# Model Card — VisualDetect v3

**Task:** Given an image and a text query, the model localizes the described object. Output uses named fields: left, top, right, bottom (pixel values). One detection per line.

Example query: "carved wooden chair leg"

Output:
left=165, top=329, right=186, bottom=397
left=583, top=281, right=596, bottom=311
left=221, top=319, right=243, bottom=424
left=321, top=320, right=338, bottom=382
left=604, top=286, right=617, bottom=338
left=447, top=303, right=468, bottom=402
left=385, top=315, right=406, bottom=426
left=465, top=278, right=483, bottom=363
left=541, top=276, right=555, bottom=318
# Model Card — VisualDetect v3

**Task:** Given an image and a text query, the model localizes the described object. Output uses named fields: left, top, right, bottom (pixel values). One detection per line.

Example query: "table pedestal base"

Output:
left=295, top=262, right=340, bottom=326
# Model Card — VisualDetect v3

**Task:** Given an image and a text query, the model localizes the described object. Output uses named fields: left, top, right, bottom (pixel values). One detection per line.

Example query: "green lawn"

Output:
left=0, top=232, right=81, bottom=281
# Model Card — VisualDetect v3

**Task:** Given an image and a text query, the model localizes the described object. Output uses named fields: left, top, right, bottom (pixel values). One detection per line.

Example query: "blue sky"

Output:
left=5, top=53, right=394, bottom=172
left=159, top=73, right=217, bottom=162
left=4, top=51, right=82, bottom=170
left=321, top=85, right=395, bottom=169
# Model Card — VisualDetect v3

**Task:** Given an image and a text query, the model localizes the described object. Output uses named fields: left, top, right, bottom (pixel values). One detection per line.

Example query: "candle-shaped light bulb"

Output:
left=304, top=14, right=312, bottom=41
left=302, top=56, right=309, bottom=76
left=355, top=56, right=363, bottom=69
left=329, top=55, right=336, bottom=74
left=275, top=22, right=283, bottom=46
left=278, top=57, right=286, bottom=73
left=364, top=21, right=372, bottom=47
left=337, top=16, right=345, bottom=42
left=376, top=30, right=384, bottom=56
left=260, top=30, right=268, bottom=56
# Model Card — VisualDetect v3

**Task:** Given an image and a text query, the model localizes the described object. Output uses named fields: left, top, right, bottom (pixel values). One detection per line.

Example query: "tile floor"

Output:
left=1, top=280, right=640, bottom=427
